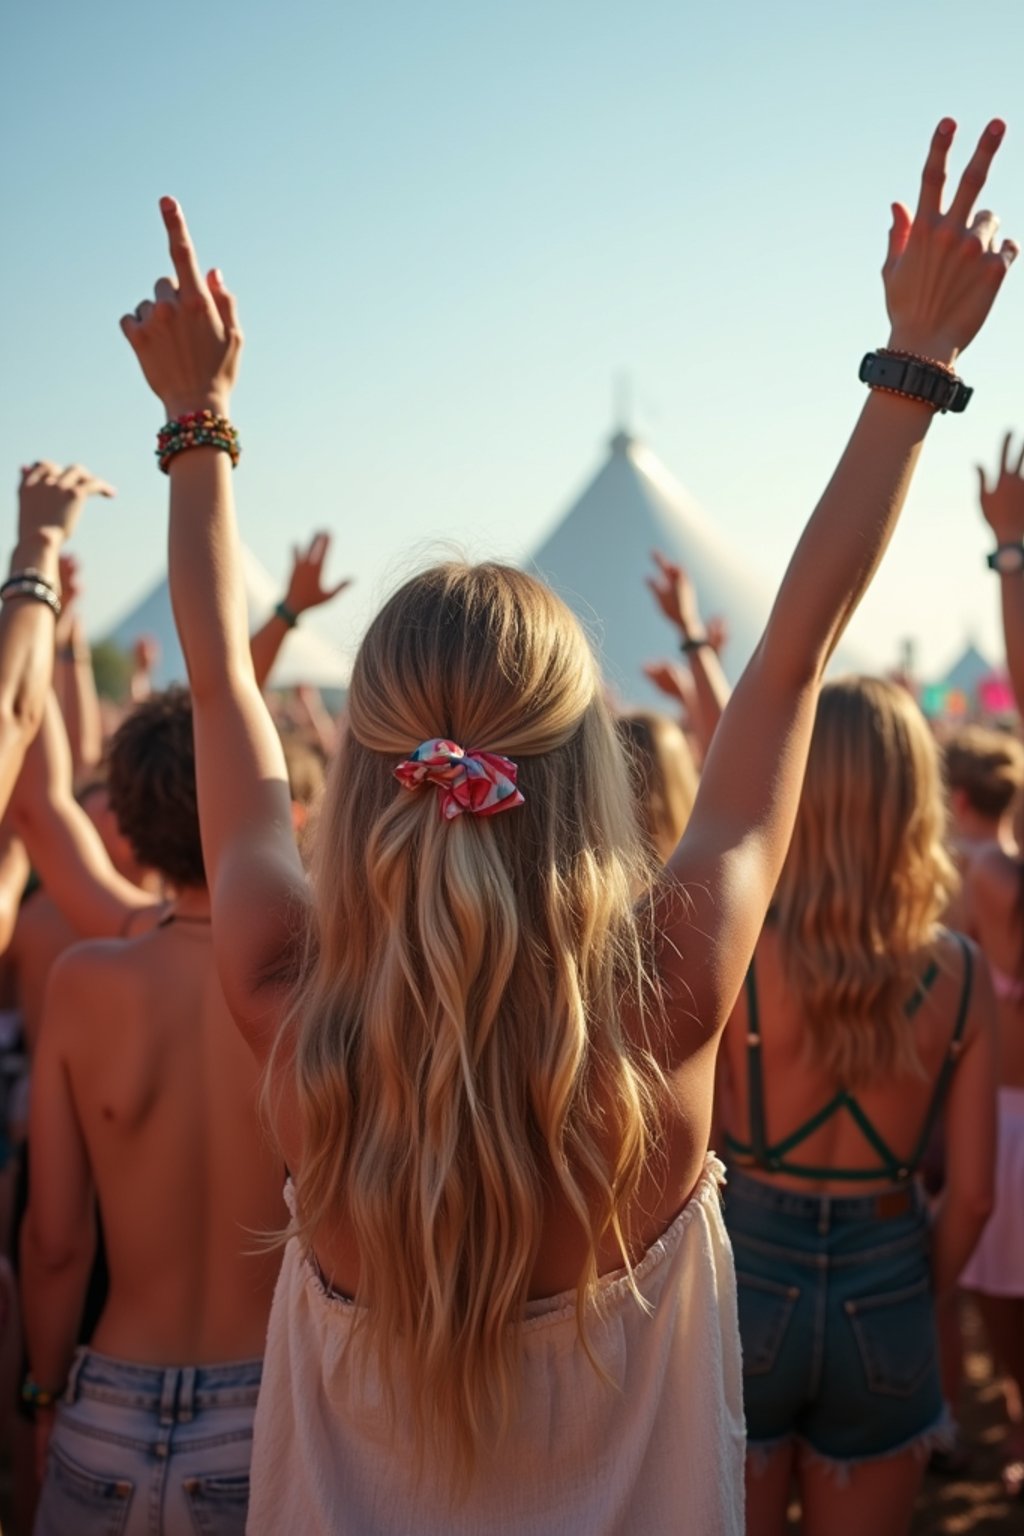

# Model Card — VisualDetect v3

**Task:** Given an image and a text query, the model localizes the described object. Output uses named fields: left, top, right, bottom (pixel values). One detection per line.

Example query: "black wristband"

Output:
left=987, top=543, right=1024, bottom=576
left=274, top=600, right=299, bottom=630
left=859, top=351, right=972, bottom=414
left=680, top=635, right=711, bottom=654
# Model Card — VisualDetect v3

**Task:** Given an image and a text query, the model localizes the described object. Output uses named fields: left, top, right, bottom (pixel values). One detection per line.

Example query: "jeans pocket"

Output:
left=846, top=1274, right=935, bottom=1398
left=736, top=1270, right=799, bottom=1377
left=36, top=1441, right=134, bottom=1536
left=184, top=1469, right=251, bottom=1536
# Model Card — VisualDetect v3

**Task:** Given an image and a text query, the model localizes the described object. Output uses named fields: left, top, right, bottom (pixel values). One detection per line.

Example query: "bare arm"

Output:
left=647, top=551, right=731, bottom=752
left=0, top=820, right=29, bottom=954
left=0, top=466, right=112, bottom=817
left=977, top=432, right=1024, bottom=711
left=121, top=209, right=309, bottom=1051
left=249, top=531, right=351, bottom=690
left=10, top=694, right=157, bottom=937
left=55, top=622, right=103, bottom=775
left=931, top=943, right=998, bottom=1297
left=658, top=120, right=1017, bottom=1053
left=21, top=953, right=97, bottom=1398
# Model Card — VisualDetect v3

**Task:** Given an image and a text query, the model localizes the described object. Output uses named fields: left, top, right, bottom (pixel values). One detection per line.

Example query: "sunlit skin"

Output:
left=117, top=116, right=1013, bottom=1529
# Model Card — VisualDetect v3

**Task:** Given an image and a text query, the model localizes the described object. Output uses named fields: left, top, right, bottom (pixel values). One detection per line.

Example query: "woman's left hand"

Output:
left=120, top=198, right=243, bottom=420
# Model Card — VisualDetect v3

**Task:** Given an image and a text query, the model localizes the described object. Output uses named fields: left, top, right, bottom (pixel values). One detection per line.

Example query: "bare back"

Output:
left=49, top=915, right=285, bottom=1363
left=719, top=925, right=986, bottom=1196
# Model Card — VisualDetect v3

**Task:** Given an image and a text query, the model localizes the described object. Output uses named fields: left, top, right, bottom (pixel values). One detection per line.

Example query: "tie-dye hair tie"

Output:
left=394, top=738, right=525, bottom=821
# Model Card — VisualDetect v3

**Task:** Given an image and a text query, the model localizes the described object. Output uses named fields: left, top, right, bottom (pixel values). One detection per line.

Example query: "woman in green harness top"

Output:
left=717, top=677, right=998, bottom=1536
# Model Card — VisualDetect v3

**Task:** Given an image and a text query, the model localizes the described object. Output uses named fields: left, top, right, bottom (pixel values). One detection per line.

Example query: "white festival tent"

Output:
left=103, top=545, right=351, bottom=692
left=529, top=429, right=777, bottom=709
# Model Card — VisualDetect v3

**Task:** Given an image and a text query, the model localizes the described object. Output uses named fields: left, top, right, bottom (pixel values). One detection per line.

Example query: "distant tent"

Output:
left=103, top=546, right=351, bottom=691
left=937, top=641, right=996, bottom=699
left=529, top=430, right=776, bottom=707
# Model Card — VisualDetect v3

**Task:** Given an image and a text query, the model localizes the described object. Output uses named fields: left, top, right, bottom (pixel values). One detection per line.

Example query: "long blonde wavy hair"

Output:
left=280, top=562, right=664, bottom=1474
left=774, top=676, right=957, bottom=1085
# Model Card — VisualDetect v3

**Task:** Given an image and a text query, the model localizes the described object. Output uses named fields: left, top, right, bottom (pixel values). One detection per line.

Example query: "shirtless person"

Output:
left=20, top=687, right=285, bottom=1536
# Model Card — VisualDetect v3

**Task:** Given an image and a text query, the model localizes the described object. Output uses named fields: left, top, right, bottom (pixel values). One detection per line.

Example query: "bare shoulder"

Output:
left=45, top=935, right=146, bottom=1042
left=966, top=840, right=1019, bottom=911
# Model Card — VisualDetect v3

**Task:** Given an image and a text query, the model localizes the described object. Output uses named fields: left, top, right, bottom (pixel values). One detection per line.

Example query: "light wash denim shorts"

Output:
left=724, top=1168, right=948, bottom=1468
left=33, top=1348, right=262, bottom=1536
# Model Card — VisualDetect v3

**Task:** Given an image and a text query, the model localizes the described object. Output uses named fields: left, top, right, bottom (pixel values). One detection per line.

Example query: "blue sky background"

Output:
left=3, top=0, right=1024, bottom=679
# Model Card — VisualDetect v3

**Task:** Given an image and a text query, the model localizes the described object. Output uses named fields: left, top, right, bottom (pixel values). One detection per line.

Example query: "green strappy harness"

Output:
left=724, top=933, right=973, bottom=1184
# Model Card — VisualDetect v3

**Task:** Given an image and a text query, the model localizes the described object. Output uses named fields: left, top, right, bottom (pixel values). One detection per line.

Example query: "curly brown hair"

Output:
left=106, top=686, right=205, bottom=889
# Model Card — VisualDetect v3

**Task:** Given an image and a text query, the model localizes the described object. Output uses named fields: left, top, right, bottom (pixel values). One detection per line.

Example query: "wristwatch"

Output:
left=987, top=543, right=1024, bottom=576
left=859, top=352, right=972, bottom=413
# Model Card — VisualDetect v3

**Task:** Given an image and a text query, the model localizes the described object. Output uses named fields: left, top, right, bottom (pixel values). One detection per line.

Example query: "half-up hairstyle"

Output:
left=277, top=562, right=664, bottom=1477
left=774, top=676, right=957, bottom=1086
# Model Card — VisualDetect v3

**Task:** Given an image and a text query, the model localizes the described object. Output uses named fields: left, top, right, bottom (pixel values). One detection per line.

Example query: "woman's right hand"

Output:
left=977, top=432, right=1024, bottom=543
left=883, top=118, right=1016, bottom=366
left=120, top=198, right=242, bottom=420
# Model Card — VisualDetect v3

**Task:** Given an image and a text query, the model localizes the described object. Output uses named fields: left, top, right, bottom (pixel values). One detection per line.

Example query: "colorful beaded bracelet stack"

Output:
left=1, top=569, right=61, bottom=618
left=156, top=411, right=241, bottom=475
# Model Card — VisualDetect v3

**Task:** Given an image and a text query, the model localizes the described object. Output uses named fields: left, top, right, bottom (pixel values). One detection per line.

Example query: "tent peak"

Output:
left=609, top=427, right=637, bottom=457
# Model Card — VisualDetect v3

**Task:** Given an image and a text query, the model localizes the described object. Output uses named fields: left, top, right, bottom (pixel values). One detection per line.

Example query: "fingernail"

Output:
left=212, top=268, right=223, bottom=284
left=989, top=119, right=1006, bottom=138
left=939, top=118, right=955, bottom=136
left=160, top=196, right=176, bottom=212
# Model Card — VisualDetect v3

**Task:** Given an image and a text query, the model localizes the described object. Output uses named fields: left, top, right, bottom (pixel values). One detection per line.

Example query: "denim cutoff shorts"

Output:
left=724, top=1168, right=947, bottom=1465
left=33, top=1348, right=262, bottom=1536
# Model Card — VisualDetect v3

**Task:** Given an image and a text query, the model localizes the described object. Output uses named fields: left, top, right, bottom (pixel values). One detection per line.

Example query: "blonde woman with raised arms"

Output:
left=118, top=119, right=1012, bottom=1535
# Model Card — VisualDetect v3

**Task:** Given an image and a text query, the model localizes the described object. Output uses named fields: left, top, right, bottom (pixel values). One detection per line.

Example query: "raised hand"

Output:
left=706, top=615, right=729, bottom=656
left=120, top=198, right=242, bottom=418
left=284, top=533, right=352, bottom=615
left=884, top=119, right=1016, bottom=365
left=646, top=551, right=704, bottom=639
left=19, top=463, right=114, bottom=546
left=643, top=660, right=697, bottom=713
left=977, top=431, right=1024, bottom=542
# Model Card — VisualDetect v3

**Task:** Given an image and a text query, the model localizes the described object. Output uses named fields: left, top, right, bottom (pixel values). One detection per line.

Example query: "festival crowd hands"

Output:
left=1, top=114, right=1022, bottom=1536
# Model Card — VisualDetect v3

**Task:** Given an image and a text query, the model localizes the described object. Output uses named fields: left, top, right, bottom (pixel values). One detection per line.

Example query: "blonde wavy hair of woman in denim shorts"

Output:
left=116, top=116, right=1012, bottom=1535
left=720, top=676, right=999, bottom=1536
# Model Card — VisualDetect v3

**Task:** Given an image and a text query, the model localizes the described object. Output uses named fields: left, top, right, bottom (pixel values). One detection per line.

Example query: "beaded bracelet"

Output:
left=877, top=346, right=956, bottom=376
left=21, top=1375, right=62, bottom=1412
left=157, top=411, right=241, bottom=475
left=1, top=575, right=62, bottom=618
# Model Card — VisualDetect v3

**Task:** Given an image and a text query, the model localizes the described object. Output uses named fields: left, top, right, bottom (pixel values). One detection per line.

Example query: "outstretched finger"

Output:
left=160, top=196, right=206, bottom=297
left=915, top=119, right=956, bottom=220
left=1000, top=429, right=1014, bottom=476
left=976, top=463, right=990, bottom=502
left=325, top=578, right=352, bottom=601
left=78, top=476, right=117, bottom=499
left=947, top=119, right=1005, bottom=227
left=1015, top=437, right=1024, bottom=479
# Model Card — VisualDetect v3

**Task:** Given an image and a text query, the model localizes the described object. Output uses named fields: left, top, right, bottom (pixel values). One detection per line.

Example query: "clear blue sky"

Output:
left=3, top=0, right=1024, bottom=678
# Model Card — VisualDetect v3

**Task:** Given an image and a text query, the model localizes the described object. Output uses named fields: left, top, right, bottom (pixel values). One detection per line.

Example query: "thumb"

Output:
left=975, top=463, right=990, bottom=503
left=885, top=203, right=913, bottom=270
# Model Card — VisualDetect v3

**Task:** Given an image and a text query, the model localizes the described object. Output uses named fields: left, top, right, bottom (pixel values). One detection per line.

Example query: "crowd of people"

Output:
left=0, top=115, right=1023, bottom=1535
